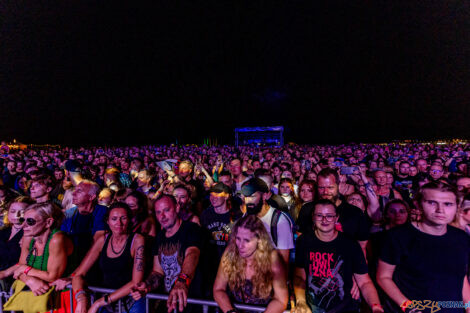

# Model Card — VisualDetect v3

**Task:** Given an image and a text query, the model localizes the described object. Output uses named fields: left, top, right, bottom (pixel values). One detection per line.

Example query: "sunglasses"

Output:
left=25, top=218, right=38, bottom=226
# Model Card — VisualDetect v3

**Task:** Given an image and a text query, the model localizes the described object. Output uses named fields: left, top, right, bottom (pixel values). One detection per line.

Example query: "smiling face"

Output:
left=313, top=203, right=338, bottom=233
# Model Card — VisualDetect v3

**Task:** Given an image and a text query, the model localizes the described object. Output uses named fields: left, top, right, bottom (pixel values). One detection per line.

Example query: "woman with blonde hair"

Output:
left=213, top=214, right=288, bottom=313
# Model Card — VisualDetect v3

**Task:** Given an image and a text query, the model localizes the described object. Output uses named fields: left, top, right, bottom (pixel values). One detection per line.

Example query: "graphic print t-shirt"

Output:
left=295, top=230, right=368, bottom=313
left=152, top=221, right=202, bottom=293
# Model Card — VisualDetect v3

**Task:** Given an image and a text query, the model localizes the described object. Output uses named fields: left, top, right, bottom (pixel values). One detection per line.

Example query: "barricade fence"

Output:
left=0, top=285, right=287, bottom=313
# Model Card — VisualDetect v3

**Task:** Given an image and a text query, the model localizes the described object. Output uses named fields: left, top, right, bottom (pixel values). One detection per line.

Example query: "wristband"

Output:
left=104, top=294, right=109, bottom=304
left=400, top=300, right=412, bottom=312
left=372, top=303, right=383, bottom=310
left=74, top=290, right=86, bottom=301
left=24, top=266, right=32, bottom=275
left=177, top=273, right=191, bottom=288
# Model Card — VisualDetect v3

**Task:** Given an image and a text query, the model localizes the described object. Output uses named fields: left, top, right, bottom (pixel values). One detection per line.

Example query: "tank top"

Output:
left=230, top=279, right=273, bottom=306
left=98, top=234, right=134, bottom=289
left=27, top=229, right=60, bottom=271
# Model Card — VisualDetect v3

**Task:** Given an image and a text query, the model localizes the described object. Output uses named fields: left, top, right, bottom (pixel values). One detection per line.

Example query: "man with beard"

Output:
left=241, top=178, right=294, bottom=266
left=297, top=168, right=370, bottom=256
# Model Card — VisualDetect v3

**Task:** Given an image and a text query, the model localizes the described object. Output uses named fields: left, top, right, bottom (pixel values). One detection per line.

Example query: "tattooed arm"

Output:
left=131, top=251, right=165, bottom=301
left=89, top=234, right=146, bottom=313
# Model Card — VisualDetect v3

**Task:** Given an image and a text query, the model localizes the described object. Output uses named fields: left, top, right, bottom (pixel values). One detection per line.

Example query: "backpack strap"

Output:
left=270, top=209, right=294, bottom=247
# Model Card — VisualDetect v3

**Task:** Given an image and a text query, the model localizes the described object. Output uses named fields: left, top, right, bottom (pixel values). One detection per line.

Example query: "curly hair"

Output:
left=221, top=214, right=274, bottom=299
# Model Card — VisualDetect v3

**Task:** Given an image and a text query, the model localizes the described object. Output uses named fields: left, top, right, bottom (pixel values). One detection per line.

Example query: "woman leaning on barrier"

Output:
left=2, top=202, right=73, bottom=313
left=58, top=202, right=146, bottom=313
left=213, top=214, right=288, bottom=313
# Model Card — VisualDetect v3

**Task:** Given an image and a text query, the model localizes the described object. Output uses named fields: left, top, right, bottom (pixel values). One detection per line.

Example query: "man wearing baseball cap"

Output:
left=241, top=178, right=294, bottom=266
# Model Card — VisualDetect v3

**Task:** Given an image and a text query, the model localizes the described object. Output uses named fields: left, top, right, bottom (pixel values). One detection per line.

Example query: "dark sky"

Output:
left=1, top=0, right=469, bottom=146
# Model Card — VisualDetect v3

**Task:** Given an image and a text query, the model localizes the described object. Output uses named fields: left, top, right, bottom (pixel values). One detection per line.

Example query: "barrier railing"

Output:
left=1, top=285, right=278, bottom=313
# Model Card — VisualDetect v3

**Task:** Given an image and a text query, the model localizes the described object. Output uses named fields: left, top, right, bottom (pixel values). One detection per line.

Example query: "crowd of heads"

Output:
left=0, top=141, right=469, bottom=312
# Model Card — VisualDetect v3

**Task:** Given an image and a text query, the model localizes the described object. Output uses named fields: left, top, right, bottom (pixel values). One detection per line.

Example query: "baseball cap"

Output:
left=241, top=178, right=269, bottom=196
left=64, top=160, right=81, bottom=173
left=209, top=182, right=231, bottom=194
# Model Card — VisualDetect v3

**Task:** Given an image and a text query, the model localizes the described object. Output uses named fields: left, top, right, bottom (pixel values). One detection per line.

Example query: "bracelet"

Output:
left=401, top=300, right=412, bottom=312
left=104, top=294, right=109, bottom=304
left=74, top=290, right=86, bottom=301
left=24, top=266, right=32, bottom=275
left=372, top=303, right=383, bottom=309
left=177, top=273, right=191, bottom=288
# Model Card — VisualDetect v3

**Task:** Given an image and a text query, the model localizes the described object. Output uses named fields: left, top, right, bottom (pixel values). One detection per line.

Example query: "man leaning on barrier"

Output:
left=131, top=194, right=202, bottom=313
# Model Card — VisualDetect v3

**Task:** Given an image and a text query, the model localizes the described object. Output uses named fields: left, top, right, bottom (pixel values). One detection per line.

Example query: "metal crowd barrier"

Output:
left=0, top=285, right=277, bottom=313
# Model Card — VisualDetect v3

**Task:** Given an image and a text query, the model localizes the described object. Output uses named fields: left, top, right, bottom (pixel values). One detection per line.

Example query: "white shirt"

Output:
left=259, top=206, right=294, bottom=250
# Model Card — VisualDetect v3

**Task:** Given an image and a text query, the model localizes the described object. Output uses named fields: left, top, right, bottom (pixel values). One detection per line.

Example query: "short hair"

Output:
left=219, top=170, right=231, bottom=177
left=80, top=180, right=100, bottom=197
left=173, top=184, right=190, bottom=196
left=25, top=202, right=64, bottom=229
left=415, top=182, right=458, bottom=204
left=154, top=194, right=177, bottom=208
left=317, top=168, right=339, bottom=185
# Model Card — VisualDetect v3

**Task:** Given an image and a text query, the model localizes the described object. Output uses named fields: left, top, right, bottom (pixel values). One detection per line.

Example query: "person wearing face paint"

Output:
left=213, top=214, right=288, bottom=313
left=63, top=202, right=146, bottom=313
left=377, top=182, right=470, bottom=313
left=0, top=196, right=35, bottom=290
left=294, top=200, right=384, bottom=313
left=241, top=178, right=294, bottom=267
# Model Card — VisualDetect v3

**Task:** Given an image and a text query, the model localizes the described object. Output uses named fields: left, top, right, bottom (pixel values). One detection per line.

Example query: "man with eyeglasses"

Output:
left=294, top=199, right=384, bottom=313
left=428, top=162, right=444, bottom=181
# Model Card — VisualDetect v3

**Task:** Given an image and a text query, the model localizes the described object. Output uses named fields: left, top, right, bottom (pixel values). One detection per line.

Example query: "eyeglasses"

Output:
left=314, top=214, right=337, bottom=222
left=25, top=218, right=37, bottom=226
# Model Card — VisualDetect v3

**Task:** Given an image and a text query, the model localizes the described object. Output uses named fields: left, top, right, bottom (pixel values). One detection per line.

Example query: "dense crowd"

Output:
left=0, top=142, right=469, bottom=313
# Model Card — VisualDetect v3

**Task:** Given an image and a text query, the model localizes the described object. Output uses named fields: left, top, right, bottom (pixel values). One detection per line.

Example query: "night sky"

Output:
left=1, top=0, right=469, bottom=146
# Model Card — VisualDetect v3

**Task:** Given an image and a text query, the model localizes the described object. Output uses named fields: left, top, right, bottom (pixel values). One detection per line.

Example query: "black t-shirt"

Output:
left=297, top=201, right=370, bottom=241
left=0, top=228, right=23, bottom=270
left=152, top=221, right=202, bottom=293
left=380, top=223, right=470, bottom=313
left=200, top=206, right=242, bottom=259
left=295, top=230, right=368, bottom=312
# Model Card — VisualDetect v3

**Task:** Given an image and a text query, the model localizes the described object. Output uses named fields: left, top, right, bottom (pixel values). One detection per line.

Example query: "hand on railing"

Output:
left=167, top=281, right=188, bottom=313
left=130, top=282, right=149, bottom=300
left=50, top=277, right=72, bottom=290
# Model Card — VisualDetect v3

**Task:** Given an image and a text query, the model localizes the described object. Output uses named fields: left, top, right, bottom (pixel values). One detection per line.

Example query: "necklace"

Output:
left=110, top=235, right=128, bottom=255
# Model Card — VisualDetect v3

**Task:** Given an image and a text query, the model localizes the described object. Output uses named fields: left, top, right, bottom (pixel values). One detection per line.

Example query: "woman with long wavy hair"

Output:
left=213, top=214, right=288, bottom=313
